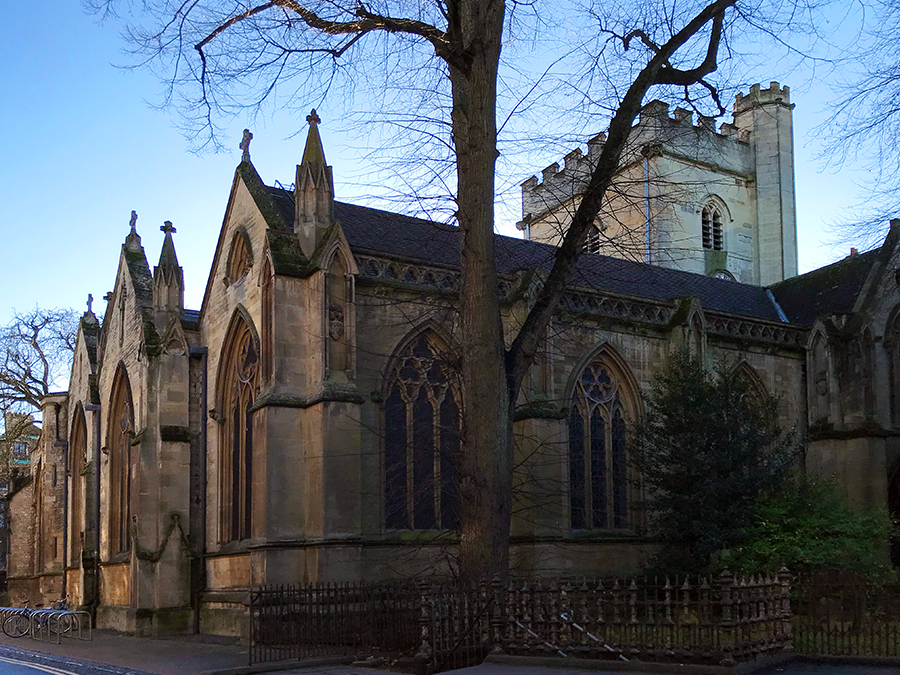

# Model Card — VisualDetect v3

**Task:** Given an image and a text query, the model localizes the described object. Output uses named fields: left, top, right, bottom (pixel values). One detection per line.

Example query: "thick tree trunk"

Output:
left=450, top=0, right=510, bottom=584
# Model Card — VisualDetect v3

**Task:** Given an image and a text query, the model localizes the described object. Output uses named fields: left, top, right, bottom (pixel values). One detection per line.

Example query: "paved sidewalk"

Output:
left=0, top=629, right=248, bottom=674
left=0, top=633, right=897, bottom=675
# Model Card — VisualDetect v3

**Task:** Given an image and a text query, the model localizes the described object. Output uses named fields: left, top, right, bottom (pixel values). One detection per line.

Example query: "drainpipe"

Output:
left=84, top=403, right=101, bottom=616
left=53, top=404, right=68, bottom=602
left=189, top=347, right=208, bottom=634
left=644, top=156, right=652, bottom=264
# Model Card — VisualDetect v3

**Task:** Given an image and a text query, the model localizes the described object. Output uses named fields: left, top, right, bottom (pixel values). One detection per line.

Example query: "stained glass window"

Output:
left=568, top=360, right=634, bottom=530
left=108, top=368, right=133, bottom=554
left=384, top=335, right=460, bottom=531
left=219, top=319, right=259, bottom=543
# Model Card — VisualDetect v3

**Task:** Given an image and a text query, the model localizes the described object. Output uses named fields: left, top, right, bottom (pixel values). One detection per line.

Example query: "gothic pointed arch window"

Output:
left=732, top=362, right=768, bottom=415
left=326, top=249, right=353, bottom=378
left=384, top=332, right=460, bottom=531
left=70, top=405, right=87, bottom=566
left=218, top=313, right=261, bottom=543
left=225, top=229, right=253, bottom=286
left=35, top=460, right=44, bottom=569
left=809, top=331, right=830, bottom=424
left=568, top=352, right=638, bottom=531
left=108, top=366, right=134, bottom=555
left=260, top=253, right=274, bottom=383
left=859, top=327, right=876, bottom=420
left=888, top=311, right=900, bottom=428
left=701, top=204, right=723, bottom=251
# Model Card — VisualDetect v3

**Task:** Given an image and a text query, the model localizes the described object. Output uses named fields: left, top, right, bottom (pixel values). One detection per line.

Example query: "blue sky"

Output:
left=0, top=4, right=875, bottom=327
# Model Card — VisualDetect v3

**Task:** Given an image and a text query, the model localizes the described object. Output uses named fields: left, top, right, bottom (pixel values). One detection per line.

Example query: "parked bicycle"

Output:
left=2, top=597, right=74, bottom=638
left=2, top=605, right=32, bottom=638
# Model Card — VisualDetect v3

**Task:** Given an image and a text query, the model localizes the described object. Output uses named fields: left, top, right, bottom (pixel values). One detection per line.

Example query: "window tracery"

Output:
left=219, top=318, right=260, bottom=543
left=226, top=230, right=252, bottom=285
left=568, top=358, right=635, bottom=530
left=702, top=204, right=723, bottom=251
left=384, top=334, right=460, bottom=531
left=732, top=362, right=768, bottom=415
left=70, top=406, right=87, bottom=565
left=108, top=368, right=134, bottom=555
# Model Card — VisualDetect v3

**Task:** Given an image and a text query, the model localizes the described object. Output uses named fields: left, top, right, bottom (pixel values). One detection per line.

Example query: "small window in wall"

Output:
left=583, top=221, right=603, bottom=255
left=226, top=230, right=252, bottom=285
left=702, top=205, right=723, bottom=251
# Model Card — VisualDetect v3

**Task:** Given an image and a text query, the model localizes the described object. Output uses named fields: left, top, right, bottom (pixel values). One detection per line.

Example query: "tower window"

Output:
left=583, top=221, right=603, bottom=255
left=702, top=205, right=723, bottom=251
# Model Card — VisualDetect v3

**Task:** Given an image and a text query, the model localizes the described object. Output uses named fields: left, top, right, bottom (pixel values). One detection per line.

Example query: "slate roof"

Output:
left=267, top=186, right=786, bottom=323
left=182, top=309, right=200, bottom=330
left=769, top=250, right=879, bottom=326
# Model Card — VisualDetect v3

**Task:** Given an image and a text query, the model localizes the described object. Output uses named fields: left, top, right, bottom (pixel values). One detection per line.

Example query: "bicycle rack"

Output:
left=0, top=606, right=94, bottom=643
left=57, top=611, right=92, bottom=641
left=31, top=609, right=60, bottom=643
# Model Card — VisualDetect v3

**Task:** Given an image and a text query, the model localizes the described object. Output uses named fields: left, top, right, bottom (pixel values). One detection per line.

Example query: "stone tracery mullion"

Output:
left=570, top=360, right=630, bottom=531
left=384, top=334, right=460, bottom=531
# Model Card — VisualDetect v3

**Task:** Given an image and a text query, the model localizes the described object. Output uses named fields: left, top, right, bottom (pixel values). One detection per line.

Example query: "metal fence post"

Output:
left=415, top=578, right=434, bottom=667
left=490, top=574, right=505, bottom=654
left=718, top=570, right=735, bottom=667
left=778, top=567, right=793, bottom=653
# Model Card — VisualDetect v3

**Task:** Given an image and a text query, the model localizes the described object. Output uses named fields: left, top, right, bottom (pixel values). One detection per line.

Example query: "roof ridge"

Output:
left=265, top=186, right=783, bottom=323
left=769, top=248, right=879, bottom=288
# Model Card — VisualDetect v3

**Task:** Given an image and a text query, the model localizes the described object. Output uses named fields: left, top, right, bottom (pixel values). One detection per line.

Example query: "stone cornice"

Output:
left=355, top=254, right=808, bottom=349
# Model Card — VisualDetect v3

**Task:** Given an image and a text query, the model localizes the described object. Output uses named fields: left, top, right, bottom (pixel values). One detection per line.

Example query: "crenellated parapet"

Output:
left=518, top=84, right=786, bottom=229
left=519, top=132, right=607, bottom=230
left=734, top=81, right=792, bottom=113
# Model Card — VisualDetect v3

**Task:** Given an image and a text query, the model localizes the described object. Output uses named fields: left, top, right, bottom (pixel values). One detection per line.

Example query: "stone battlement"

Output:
left=519, top=84, right=781, bottom=227
left=734, top=82, right=791, bottom=113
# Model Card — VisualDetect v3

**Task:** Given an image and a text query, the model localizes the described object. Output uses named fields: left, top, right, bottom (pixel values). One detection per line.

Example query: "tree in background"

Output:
left=633, top=350, right=800, bottom=574
left=716, top=475, right=894, bottom=580
left=818, top=0, right=900, bottom=249
left=0, top=308, right=77, bottom=477
left=88, top=0, right=832, bottom=580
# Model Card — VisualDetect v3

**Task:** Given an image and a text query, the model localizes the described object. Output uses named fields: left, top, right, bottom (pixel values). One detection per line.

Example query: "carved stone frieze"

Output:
left=357, top=255, right=460, bottom=291
left=706, top=315, right=806, bottom=347
left=356, top=255, right=515, bottom=299
left=357, top=256, right=806, bottom=347
left=562, top=291, right=674, bottom=326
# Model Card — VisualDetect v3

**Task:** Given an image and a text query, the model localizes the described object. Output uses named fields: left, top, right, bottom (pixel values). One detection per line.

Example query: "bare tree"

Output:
left=89, top=0, right=827, bottom=581
left=817, top=0, right=900, bottom=249
left=0, top=307, right=78, bottom=422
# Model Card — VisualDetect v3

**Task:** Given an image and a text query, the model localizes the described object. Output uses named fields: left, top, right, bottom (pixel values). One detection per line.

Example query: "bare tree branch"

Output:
left=506, top=0, right=737, bottom=391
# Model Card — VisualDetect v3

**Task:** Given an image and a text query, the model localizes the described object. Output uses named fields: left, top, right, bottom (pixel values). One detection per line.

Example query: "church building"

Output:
left=8, top=84, right=899, bottom=638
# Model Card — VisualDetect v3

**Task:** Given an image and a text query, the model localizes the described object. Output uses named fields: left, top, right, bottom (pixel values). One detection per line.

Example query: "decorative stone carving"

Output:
left=328, top=303, right=345, bottom=340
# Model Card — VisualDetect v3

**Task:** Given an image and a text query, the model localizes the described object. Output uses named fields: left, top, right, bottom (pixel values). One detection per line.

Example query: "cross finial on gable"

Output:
left=160, top=221, right=176, bottom=235
left=307, top=109, right=321, bottom=126
left=86, top=293, right=93, bottom=313
left=240, top=129, right=253, bottom=161
left=129, top=210, right=138, bottom=234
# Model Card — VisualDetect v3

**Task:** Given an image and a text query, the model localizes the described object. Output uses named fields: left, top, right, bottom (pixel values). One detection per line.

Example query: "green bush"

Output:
left=633, top=350, right=800, bottom=574
left=715, top=476, right=895, bottom=581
